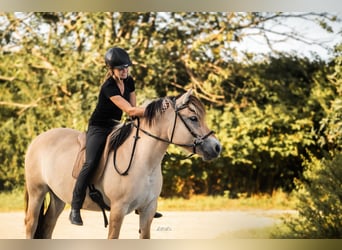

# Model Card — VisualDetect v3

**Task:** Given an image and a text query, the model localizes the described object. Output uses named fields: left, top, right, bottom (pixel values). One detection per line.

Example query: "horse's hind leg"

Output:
left=25, top=186, right=48, bottom=239
left=40, top=191, right=66, bottom=238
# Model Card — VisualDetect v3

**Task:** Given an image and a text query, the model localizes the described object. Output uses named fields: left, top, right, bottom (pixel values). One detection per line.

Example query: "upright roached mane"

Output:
left=109, top=122, right=133, bottom=151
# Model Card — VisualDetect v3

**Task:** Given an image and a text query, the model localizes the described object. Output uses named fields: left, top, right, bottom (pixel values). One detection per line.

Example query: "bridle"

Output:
left=138, top=100, right=214, bottom=153
left=113, top=98, right=214, bottom=176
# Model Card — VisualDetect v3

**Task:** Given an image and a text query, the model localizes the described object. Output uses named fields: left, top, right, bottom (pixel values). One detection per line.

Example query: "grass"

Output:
left=216, top=225, right=277, bottom=239
left=158, top=191, right=296, bottom=211
left=0, top=188, right=295, bottom=212
left=0, top=188, right=26, bottom=212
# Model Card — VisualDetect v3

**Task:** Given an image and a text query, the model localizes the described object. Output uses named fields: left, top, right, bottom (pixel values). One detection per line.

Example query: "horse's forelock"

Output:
left=143, top=95, right=205, bottom=126
left=188, top=95, right=206, bottom=119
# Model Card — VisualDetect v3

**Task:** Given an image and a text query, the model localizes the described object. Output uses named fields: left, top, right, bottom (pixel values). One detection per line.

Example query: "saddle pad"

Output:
left=72, top=132, right=111, bottom=183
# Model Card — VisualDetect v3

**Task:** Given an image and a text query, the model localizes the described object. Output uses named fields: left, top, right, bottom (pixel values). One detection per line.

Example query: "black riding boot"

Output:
left=69, top=209, right=83, bottom=226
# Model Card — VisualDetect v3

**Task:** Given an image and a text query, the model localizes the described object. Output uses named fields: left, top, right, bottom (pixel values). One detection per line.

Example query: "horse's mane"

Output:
left=109, top=94, right=206, bottom=149
left=110, top=122, right=134, bottom=151
left=144, top=98, right=166, bottom=126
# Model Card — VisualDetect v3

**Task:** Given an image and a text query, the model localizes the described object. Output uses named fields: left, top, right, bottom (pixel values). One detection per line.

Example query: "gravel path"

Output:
left=0, top=210, right=294, bottom=239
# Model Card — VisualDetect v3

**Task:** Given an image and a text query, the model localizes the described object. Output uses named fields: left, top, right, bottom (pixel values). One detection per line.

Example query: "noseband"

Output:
left=135, top=99, right=214, bottom=154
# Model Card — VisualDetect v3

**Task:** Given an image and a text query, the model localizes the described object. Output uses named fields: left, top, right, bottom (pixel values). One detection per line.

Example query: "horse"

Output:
left=24, top=89, right=222, bottom=239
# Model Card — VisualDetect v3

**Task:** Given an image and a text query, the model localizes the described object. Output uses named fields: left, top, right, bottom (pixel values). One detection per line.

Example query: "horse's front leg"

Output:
left=107, top=208, right=125, bottom=239
left=139, top=200, right=157, bottom=239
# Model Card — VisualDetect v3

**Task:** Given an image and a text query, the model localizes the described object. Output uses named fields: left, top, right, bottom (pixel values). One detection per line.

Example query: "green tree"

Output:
left=0, top=12, right=340, bottom=196
left=317, top=44, right=342, bottom=153
left=274, top=44, right=342, bottom=239
left=277, top=152, right=342, bottom=238
left=196, top=55, right=329, bottom=196
left=0, top=13, right=104, bottom=189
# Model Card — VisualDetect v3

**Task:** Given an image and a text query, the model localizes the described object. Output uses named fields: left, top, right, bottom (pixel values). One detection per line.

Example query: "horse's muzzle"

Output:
left=199, top=137, right=222, bottom=161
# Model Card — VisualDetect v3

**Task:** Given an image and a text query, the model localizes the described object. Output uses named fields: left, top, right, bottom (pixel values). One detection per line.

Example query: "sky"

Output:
left=233, top=12, right=342, bottom=61
left=2, top=12, right=341, bottom=62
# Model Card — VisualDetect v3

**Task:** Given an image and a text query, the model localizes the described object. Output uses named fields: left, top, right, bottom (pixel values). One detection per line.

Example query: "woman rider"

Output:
left=69, top=47, right=162, bottom=226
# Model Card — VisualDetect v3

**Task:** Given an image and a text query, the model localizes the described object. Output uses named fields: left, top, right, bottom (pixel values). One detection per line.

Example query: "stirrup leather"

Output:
left=88, top=184, right=110, bottom=227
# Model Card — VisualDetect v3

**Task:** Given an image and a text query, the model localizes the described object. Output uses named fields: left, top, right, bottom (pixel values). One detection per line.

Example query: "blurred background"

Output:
left=0, top=12, right=341, bottom=238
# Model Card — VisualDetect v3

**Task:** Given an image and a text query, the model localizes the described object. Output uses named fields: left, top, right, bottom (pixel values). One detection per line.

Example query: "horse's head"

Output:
left=143, top=89, right=221, bottom=161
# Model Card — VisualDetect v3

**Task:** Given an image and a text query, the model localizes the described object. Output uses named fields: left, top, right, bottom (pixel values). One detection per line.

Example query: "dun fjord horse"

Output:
left=24, top=89, right=221, bottom=239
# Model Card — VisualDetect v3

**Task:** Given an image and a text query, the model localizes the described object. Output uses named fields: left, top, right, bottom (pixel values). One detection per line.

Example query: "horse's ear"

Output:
left=177, top=89, right=193, bottom=107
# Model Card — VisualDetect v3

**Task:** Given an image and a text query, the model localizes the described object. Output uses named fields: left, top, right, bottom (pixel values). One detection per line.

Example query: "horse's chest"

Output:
left=103, top=168, right=162, bottom=212
left=136, top=174, right=159, bottom=197
left=128, top=174, right=161, bottom=206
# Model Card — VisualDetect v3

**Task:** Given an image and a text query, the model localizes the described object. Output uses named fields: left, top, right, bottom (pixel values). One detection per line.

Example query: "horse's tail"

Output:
left=24, top=185, right=29, bottom=218
left=33, top=198, right=46, bottom=239
left=24, top=185, right=46, bottom=238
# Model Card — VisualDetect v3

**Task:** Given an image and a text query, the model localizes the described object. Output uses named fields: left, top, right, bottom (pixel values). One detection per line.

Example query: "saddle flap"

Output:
left=72, top=132, right=111, bottom=183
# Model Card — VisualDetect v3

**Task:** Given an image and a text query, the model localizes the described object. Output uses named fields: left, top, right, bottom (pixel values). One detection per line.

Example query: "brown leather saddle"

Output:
left=72, top=132, right=112, bottom=183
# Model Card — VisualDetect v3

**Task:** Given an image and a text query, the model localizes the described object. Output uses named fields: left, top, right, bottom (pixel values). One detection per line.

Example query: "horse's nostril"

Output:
left=215, top=144, right=221, bottom=154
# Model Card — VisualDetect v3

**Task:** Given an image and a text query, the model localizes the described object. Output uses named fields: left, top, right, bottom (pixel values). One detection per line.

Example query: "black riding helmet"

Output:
left=104, top=47, right=132, bottom=69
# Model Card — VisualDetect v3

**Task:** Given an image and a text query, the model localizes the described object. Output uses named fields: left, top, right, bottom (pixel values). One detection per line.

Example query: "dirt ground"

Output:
left=0, top=209, right=296, bottom=239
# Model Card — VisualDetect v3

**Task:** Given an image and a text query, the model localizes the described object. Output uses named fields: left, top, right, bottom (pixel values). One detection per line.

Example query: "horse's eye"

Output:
left=189, top=116, right=198, bottom=122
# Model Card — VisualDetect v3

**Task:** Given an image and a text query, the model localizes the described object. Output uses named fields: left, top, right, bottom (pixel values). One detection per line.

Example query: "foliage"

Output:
left=231, top=56, right=329, bottom=192
left=0, top=13, right=103, bottom=189
left=274, top=152, right=342, bottom=238
left=162, top=55, right=336, bottom=197
left=273, top=46, right=342, bottom=238
left=0, top=12, right=341, bottom=199
left=317, top=44, right=342, bottom=152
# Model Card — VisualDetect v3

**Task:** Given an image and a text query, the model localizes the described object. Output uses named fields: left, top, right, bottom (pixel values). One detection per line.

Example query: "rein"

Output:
left=113, top=100, right=214, bottom=176
left=113, top=118, right=140, bottom=176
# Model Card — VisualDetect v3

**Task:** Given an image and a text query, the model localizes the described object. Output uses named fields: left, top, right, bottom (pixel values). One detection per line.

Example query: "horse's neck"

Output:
left=138, top=121, right=170, bottom=159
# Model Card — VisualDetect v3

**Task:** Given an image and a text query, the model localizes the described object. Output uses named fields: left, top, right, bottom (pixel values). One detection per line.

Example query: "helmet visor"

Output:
left=113, top=64, right=130, bottom=70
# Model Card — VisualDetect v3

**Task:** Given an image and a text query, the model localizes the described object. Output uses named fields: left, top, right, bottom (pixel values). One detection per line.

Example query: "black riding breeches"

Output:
left=71, top=125, right=112, bottom=210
